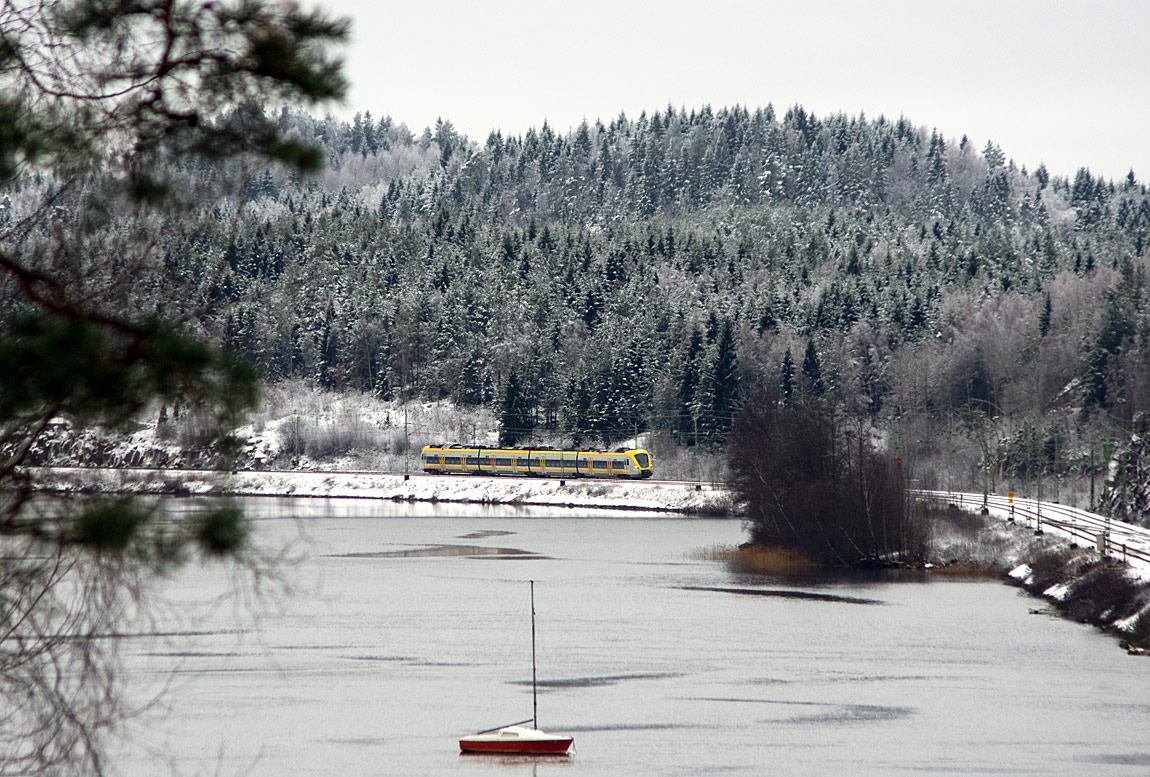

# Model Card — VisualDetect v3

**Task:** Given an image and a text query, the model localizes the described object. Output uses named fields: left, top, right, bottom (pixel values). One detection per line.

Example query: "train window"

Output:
left=592, top=460, right=609, bottom=469
left=495, top=458, right=513, bottom=466
left=445, top=457, right=461, bottom=465
left=466, top=456, right=479, bottom=465
left=530, top=458, right=541, bottom=467
left=613, top=459, right=627, bottom=468
left=634, top=453, right=650, bottom=467
left=422, top=455, right=439, bottom=464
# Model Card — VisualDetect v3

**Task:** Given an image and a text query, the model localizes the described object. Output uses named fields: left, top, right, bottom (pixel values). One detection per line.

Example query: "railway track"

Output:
left=916, top=489, right=1150, bottom=567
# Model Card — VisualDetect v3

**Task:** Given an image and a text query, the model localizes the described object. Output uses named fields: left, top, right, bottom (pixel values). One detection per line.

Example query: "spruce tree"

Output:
left=780, top=349, right=796, bottom=405
left=676, top=328, right=704, bottom=444
left=802, top=339, right=825, bottom=396
left=703, top=319, right=739, bottom=444
left=498, top=371, right=532, bottom=446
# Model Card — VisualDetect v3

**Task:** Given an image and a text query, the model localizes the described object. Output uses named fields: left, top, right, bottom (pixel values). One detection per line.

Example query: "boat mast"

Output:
left=530, top=580, right=537, bottom=730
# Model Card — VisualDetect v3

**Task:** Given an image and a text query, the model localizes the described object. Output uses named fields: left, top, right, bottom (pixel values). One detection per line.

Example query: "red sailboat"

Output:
left=459, top=581, right=574, bottom=755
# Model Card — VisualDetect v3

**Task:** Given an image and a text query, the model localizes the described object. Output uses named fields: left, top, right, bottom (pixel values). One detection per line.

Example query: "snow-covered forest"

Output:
left=9, top=102, right=1150, bottom=519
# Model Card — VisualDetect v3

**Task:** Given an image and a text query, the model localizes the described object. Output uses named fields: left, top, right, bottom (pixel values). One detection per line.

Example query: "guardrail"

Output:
left=914, top=489, right=1150, bottom=568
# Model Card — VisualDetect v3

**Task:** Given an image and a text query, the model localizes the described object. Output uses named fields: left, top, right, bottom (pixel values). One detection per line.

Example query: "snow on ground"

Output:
left=934, top=489, right=1150, bottom=585
left=30, top=467, right=734, bottom=515
left=1008, top=564, right=1031, bottom=581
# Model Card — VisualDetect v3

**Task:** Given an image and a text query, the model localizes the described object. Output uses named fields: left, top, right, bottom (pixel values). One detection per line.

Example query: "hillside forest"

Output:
left=8, top=102, right=1150, bottom=522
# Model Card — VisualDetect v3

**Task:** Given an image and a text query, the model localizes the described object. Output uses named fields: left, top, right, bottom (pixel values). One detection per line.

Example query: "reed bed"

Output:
left=689, top=543, right=820, bottom=575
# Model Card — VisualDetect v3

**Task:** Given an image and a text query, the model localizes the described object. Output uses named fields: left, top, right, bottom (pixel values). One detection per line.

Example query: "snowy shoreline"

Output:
left=26, top=466, right=736, bottom=515
left=29, top=465, right=1150, bottom=652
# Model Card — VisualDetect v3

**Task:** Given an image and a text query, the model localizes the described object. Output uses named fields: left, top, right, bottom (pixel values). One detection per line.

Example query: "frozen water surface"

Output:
left=114, top=498, right=1150, bottom=776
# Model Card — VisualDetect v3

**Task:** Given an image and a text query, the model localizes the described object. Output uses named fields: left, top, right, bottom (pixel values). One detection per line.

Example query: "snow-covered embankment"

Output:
left=29, top=467, right=736, bottom=515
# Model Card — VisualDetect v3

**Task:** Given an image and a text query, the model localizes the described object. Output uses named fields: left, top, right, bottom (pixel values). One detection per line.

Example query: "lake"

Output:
left=115, top=498, right=1150, bottom=776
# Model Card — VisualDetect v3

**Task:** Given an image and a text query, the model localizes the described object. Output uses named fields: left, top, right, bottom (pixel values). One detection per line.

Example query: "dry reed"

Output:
left=690, top=543, right=819, bottom=574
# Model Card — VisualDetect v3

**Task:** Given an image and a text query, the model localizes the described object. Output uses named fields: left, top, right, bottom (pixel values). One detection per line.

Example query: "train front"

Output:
left=628, top=449, right=653, bottom=478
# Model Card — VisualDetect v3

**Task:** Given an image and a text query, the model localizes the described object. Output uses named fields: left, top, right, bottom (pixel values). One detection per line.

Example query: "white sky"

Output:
left=317, top=0, right=1149, bottom=182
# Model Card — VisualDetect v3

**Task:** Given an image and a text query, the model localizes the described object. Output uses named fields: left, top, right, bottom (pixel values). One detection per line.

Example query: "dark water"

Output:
left=116, top=498, right=1150, bottom=776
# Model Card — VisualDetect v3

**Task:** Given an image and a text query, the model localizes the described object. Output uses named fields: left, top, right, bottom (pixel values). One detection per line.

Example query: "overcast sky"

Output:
left=318, top=0, right=1149, bottom=182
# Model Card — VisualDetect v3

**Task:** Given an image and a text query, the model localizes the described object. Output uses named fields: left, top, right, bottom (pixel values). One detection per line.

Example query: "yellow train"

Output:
left=420, top=444, right=653, bottom=479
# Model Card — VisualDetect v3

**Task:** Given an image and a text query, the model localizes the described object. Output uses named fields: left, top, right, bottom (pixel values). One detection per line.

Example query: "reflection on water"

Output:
left=114, top=498, right=1150, bottom=777
left=1080, top=753, right=1150, bottom=766
left=690, top=697, right=916, bottom=724
left=561, top=722, right=696, bottom=732
left=516, top=672, right=683, bottom=689
left=331, top=544, right=543, bottom=559
left=678, top=585, right=886, bottom=605
left=458, top=752, right=575, bottom=770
